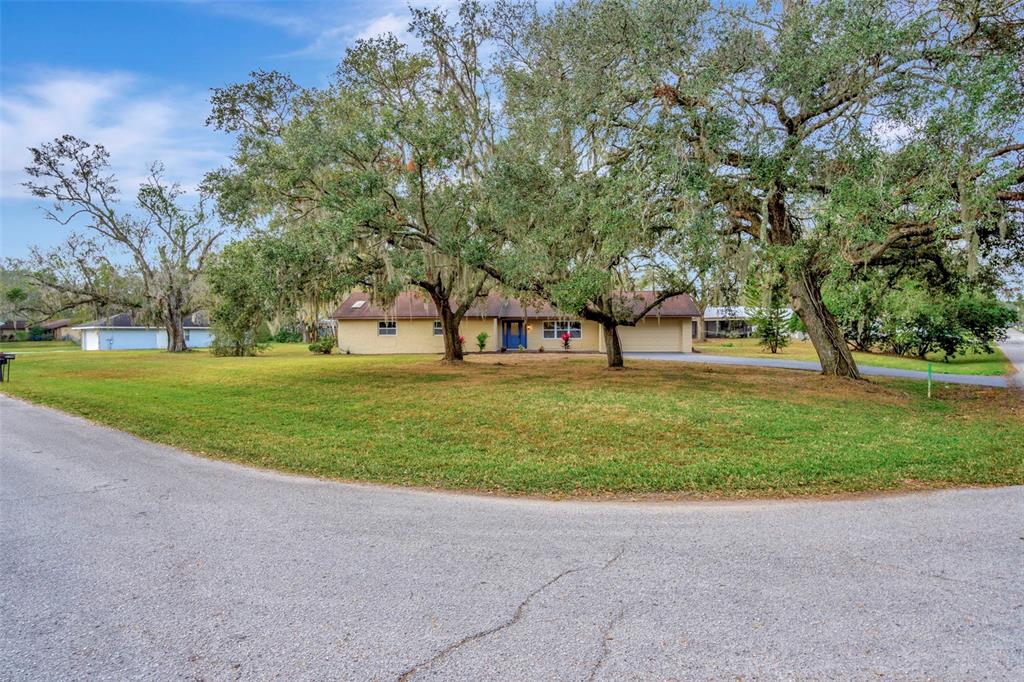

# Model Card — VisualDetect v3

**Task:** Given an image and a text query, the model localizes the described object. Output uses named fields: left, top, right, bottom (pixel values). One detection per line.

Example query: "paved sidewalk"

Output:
left=626, top=351, right=1009, bottom=387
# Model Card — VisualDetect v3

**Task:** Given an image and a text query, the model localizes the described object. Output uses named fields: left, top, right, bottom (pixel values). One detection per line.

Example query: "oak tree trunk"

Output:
left=788, top=269, right=860, bottom=379
left=766, top=191, right=859, bottom=379
left=436, top=299, right=463, bottom=363
left=166, top=313, right=187, bottom=352
left=603, top=323, right=624, bottom=368
left=695, top=315, right=706, bottom=342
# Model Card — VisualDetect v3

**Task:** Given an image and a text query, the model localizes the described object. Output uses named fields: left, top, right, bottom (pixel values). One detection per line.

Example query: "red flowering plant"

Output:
left=560, top=331, right=571, bottom=351
left=458, top=335, right=465, bottom=349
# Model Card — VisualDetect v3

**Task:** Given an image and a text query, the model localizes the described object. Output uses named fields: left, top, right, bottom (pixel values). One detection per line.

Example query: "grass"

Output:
left=1, top=343, right=1021, bottom=498
left=0, top=339, right=79, bottom=352
left=694, top=337, right=1011, bottom=376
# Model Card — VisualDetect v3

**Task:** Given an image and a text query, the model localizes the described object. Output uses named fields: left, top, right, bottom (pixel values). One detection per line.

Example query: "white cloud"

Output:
left=201, top=1, right=421, bottom=58
left=0, top=69, right=228, bottom=200
left=354, top=13, right=409, bottom=42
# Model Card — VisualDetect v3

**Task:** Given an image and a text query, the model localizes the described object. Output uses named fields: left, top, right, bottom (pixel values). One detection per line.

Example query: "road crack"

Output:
left=396, top=566, right=584, bottom=681
left=585, top=605, right=626, bottom=682
left=397, top=544, right=630, bottom=681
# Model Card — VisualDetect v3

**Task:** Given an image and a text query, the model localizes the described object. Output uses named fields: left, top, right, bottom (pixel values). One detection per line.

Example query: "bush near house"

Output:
left=308, top=338, right=335, bottom=354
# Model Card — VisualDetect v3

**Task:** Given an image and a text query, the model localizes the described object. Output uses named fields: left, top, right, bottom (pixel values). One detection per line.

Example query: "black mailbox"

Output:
left=0, top=352, right=14, bottom=382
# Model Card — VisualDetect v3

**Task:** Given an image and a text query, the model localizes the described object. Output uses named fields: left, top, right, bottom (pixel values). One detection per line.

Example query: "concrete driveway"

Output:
left=626, top=352, right=1010, bottom=387
left=2, top=395, right=1022, bottom=680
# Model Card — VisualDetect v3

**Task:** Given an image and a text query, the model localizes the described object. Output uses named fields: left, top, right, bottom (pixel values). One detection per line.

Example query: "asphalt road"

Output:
left=999, top=328, right=1024, bottom=391
left=626, top=352, right=1010, bottom=387
left=2, top=396, right=1022, bottom=681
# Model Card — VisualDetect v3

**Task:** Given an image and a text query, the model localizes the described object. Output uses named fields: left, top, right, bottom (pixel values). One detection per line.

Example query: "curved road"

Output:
left=2, top=396, right=1022, bottom=680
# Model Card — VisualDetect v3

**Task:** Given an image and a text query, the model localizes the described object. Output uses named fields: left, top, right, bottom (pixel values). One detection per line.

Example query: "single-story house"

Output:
left=0, top=319, right=72, bottom=341
left=0, top=320, right=28, bottom=341
left=701, top=306, right=756, bottom=338
left=74, top=313, right=213, bottom=351
left=698, top=306, right=802, bottom=339
left=39, top=319, right=73, bottom=341
left=331, top=291, right=698, bottom=354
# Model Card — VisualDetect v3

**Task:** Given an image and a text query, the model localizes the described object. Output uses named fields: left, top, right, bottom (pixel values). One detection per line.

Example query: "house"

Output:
left=331, top=291, right=698, bottom=354
left=38, top=319, right=73, bottom=341
left=0, top=319, right=72, bottom=341
left=698, top=306, right=801, bottom=339
left=74, top=313, right=213, bottom=351
left=700, top=306, right=756, bottom=338
left=0, top=320, right=28, bottom=341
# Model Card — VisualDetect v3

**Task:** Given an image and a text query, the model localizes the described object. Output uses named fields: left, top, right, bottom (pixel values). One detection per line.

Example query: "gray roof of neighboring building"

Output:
left=332, top=291, right=700, bottom=321
left=703, top=306, right=793, bottom=320
left=73, top=312, right=211, bottom=330
left=1, top=319, right=70, bottom=331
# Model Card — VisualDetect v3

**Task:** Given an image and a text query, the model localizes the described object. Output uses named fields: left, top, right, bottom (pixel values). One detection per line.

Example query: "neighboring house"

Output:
left=332, top=291, right=698, bottom=354
left=74, top=313, right=213, bottom=351
left=699, top=306, right=801, bottom=339
left=2, top=319, right=77, bottom=341
left=0, top=320, right=28, bottom=341
left=701, top=306, right=756, bottom=338
left=38, top=319, right=72, bottom=341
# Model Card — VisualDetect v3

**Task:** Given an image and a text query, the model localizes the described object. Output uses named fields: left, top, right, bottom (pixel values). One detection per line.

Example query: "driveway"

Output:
left=2, top=396, right=1022, bottom=680
left=999, top=328, right=1024, bottom=390
left=626, top=351, right=1010, bottom=387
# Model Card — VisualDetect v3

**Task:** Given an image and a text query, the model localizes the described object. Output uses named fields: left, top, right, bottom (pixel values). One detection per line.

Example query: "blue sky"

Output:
left=1, top=0, right=423, bottom=259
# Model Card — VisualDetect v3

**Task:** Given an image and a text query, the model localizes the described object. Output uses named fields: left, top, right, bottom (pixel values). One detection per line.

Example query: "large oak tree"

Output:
left=18, top=136, right=223, bottom=351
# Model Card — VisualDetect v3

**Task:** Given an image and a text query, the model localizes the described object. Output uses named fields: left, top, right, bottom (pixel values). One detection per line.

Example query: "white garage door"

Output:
left=617, top=319, right=684, bottom=352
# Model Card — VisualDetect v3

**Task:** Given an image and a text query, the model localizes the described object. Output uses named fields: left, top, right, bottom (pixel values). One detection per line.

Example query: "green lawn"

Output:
left=0, top=339, right=80, bottom=352
left=1, top=343, right=1021, bottom=498
left=694, top=337, right=1011, bottom=376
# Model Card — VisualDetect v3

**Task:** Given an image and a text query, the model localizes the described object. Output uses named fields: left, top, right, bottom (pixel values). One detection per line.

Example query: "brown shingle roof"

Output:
left=331, top=291, right=698, bottom=320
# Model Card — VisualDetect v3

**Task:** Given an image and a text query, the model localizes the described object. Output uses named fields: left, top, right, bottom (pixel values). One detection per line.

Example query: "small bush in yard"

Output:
left=274, top=328, right=302, bottom=343
left=308, top=338, right=335, bottom=354
left=476, top=331, right=489, bottom=352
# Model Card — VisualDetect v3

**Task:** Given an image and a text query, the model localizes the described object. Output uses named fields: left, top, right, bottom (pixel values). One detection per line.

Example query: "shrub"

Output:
left=560, top=331, right=571, bottom=350
left=746, top=267, right=790, bottom=354
left=209, top=303, right=268, bottom=357
left=308, top=337, right=335, bottom=354
left=751, top=307, right=790, bottom=353
left=273, top=328, right=302, bottom=343
left=476, top=331, right=489, bottom=352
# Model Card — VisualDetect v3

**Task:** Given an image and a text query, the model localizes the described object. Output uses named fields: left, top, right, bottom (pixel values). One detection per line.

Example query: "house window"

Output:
left=433, top=320, right=443, bottom=336
left=378, top=321, right=397, bottom=336
left=184, top=330, right=191, bottom=342
left=542, top=321, right=582, bottom=339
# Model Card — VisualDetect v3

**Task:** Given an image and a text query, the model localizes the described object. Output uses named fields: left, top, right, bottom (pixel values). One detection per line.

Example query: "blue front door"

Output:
left=502, top=321, right=527, bottom=349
